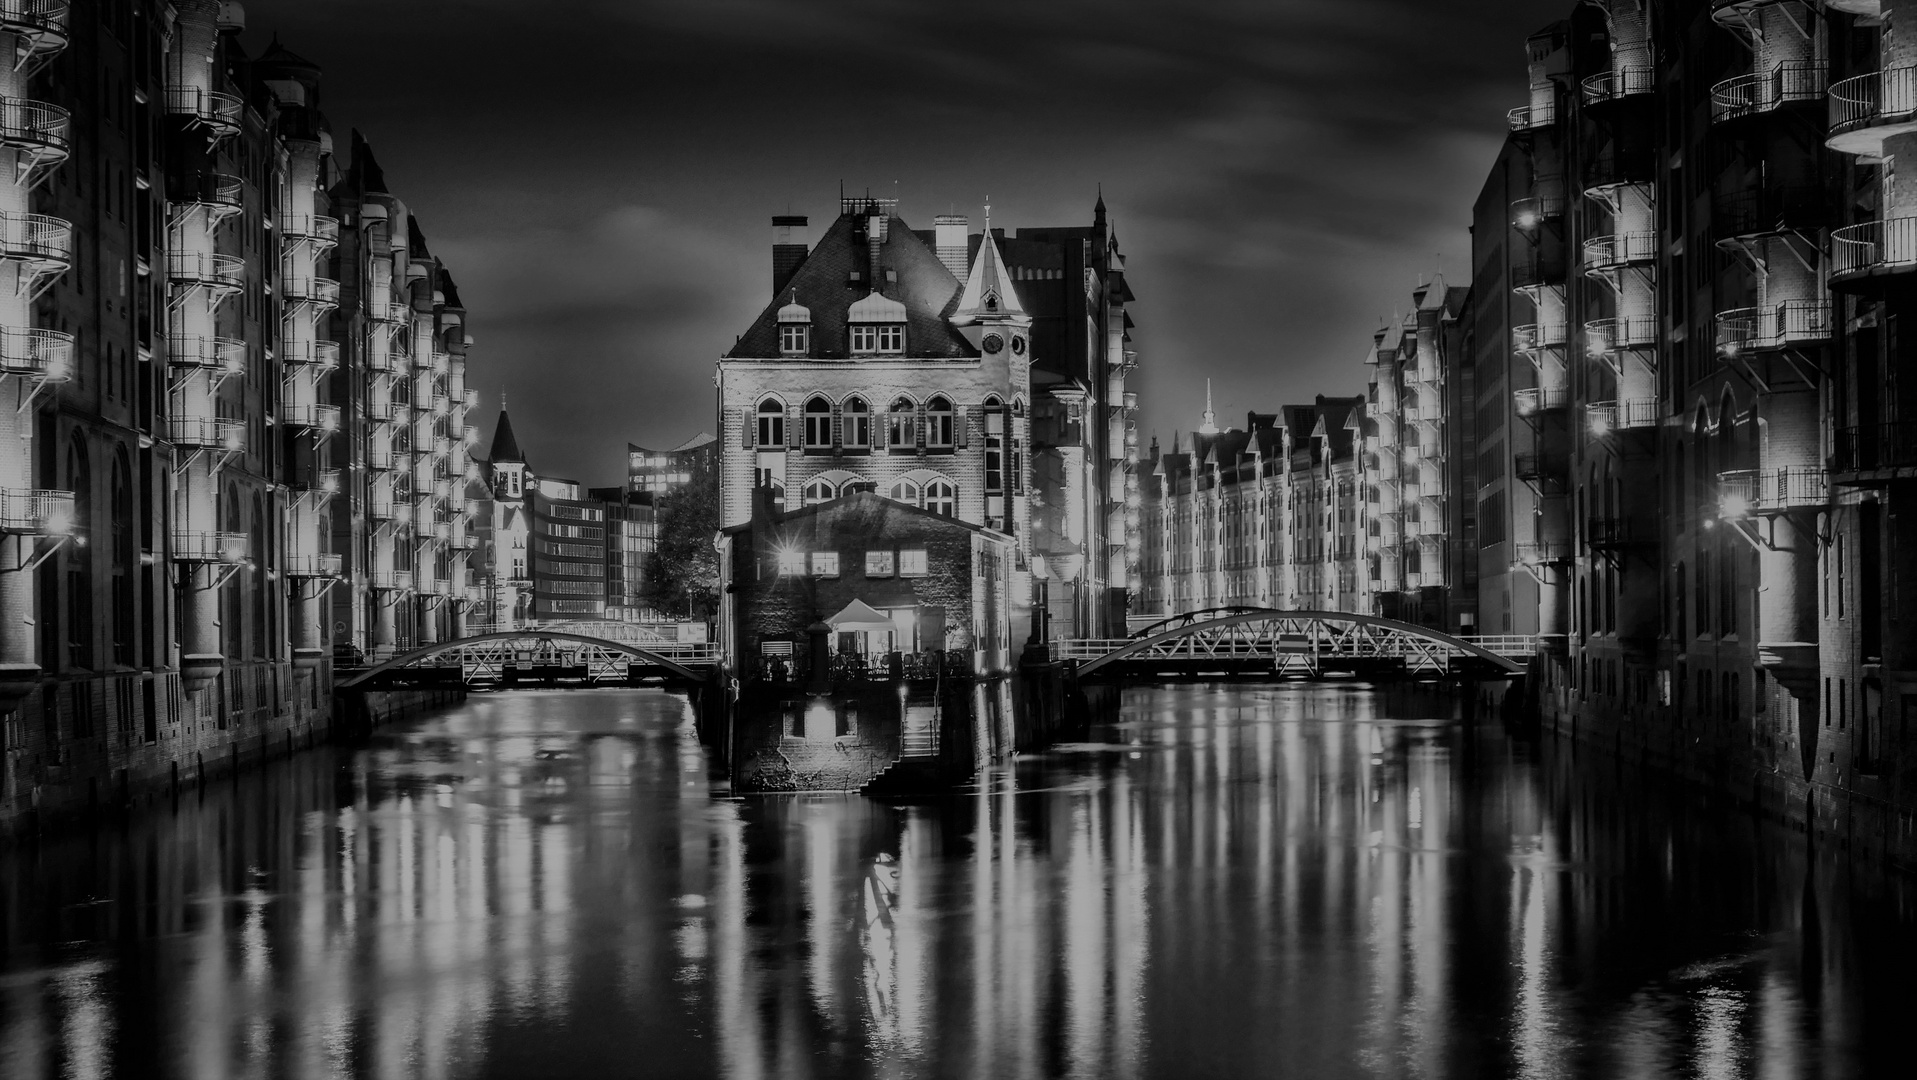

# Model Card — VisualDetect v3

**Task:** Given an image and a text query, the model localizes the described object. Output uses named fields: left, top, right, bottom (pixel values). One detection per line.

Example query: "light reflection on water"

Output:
left=0, top=684, right=1913, bottom=1078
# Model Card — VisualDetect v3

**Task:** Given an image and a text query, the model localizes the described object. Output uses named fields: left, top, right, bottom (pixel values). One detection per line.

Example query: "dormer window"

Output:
left=847, top=291, right=908, bottom=356
left=776, top=295, right=811, bottom=357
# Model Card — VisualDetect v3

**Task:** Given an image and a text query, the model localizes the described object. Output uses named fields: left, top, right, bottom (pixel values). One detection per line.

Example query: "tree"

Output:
left=645, top=481, right=720, bottom=620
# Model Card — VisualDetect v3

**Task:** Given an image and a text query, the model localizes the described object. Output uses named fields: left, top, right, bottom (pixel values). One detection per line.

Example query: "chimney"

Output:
left=772, top=215, right=808, bottom=295
left=867, top=210, right=887, bottom=293
left=933, top=214, right=968, bottom=278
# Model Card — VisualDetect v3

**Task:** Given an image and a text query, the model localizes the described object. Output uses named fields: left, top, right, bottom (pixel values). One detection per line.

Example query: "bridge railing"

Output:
left=1051, top=632, right=1543, bottom=666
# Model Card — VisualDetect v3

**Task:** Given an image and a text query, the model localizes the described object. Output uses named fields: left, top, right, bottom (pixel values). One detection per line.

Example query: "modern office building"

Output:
left=626, top=433, right=716, bottom=503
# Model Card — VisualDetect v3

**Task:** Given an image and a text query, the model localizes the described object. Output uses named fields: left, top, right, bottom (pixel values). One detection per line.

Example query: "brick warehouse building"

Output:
left=717, top=195, right=1140, bottom=646
left=0, top=2, right=479, bottom=830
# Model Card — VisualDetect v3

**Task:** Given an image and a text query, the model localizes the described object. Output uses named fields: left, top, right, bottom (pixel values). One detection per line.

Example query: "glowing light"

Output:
left=1516, top=210, right=1539, bottom=229
left=1719, top=492, right=1750, bottom=520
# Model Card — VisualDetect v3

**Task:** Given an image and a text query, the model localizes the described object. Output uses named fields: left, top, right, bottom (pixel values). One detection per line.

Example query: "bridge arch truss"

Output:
left=1062, top=609, right=1530, bottom=678
left=339, top=632, right=718, bottom=689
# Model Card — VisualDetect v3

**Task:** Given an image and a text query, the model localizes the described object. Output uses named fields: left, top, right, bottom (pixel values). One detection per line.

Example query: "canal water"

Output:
left=2, top=686, right=1915, bottom=1079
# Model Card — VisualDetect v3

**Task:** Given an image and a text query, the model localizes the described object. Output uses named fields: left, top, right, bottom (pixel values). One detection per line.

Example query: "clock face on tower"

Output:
left=982, top=333, right=1004, bottom=354
left=1011, top=335, right=1027, bottom=356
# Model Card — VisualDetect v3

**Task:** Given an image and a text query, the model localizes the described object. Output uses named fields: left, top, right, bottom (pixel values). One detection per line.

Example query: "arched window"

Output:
left=926, top=396, right=954, bottom=449
left=65, top=435, right=91, bottom=670
left=803, top=396, right=832, bottom=451
left=111, top=451, right=133, bottom=666
left=888, top=479, right=920, bottom=506
left=802, top=478, right=836, bottom=506
left=887, top=397, right=916, bottom=450
left=924, top=479, right=955, bottom=517
left=756, top=398, right=785, bottom=447
left=842, top=396, right=870, bottom=450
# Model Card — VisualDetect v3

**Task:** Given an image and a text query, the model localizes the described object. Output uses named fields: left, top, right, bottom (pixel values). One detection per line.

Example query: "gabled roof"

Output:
left=728, top=214, right=972, bottom=359
left=489, top=410, right=525, bottom=465
left=723, top=489, right=1003, bottom=537
left=953, top=229, right=1026, bottom=322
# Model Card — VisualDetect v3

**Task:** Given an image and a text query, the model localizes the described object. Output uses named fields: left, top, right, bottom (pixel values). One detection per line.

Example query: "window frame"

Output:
left=756, top=399, right=785, bottom=447
left=842, top=396, right=871, bottom=450
left=803, top=396, right=832, bottom=451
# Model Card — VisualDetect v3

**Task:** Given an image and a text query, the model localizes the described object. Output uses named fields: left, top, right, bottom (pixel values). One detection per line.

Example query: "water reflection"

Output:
left=1, top=685, right=1915, bottom=1078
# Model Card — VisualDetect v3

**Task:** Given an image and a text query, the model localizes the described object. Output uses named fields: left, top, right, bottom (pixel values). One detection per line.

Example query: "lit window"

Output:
left=843, top=397, right=870, bottom=450
left=866, top=550, right=895, bottom=577
left=776, top=548, right=806, bottom=575
left=804, top=396, right=832, bottom=450
left=926, top=396, right=954, bottom=449
left=900, top=549, right=928, bottom=576
left=779, top=324, right=809, bottom=356
left=810, top=552, right=839, bottom=577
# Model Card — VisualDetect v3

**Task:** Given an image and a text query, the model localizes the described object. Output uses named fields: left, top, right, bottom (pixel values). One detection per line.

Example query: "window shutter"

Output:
left=742, top=406, right=755, bottom=448
left=786, top=410, right=800, bottom=449
left=832, top=409, right=842, bottom=450
left=916, top=404, right=927, bottom=450
left=958, top=407, right=972, bottom=449
left=1012, top=439, right=1024, bottom=494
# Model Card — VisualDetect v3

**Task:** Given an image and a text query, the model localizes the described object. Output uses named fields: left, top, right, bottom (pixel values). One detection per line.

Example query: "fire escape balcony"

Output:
left=419, top=349, right=450, bottom=375
left=1507, top=101, right=1557, bottom=132
left=367, top=395, right=396, bottom=423
left=1585, top=516, right=1655, bottom=550
left=292, top=468, right=341, bottom=499
left=1713, top=185, right=1828, bottom=242
left=1513, top=452, right=1567, bottom=487
left=1829, top=67, right=1917, bottom=156
left=167, top=250, right=244, bottom=294
left=171, top=530, right=247, bottom=563
left=1718, top=466, right=1828, bottom=518
left=0, top=210, right=72, bottom=291
left=167, top=333, right=245, bottom=377
left=171, top=172, right=243, bottom=224
left=0, top=2, right=71, bottom=71
left=371, top=569, right=413, bottom=592
left=0, top=487, right=71, bottom=534
left=1715, top=300, right=1831, bottom=355
left=1830, top=219, right=1917, bottom=288
left=279, top=212, right=340, bottom=249
left=1582, top=232, right=1658, bottom=273
left=1513, top=387, right=1570, bottom=419
left=1513, top=541, right=1572, bottom=567
left=164, top=86, right=243, bottom=139
left=0, top=97, right=69, bottom=181
left=282, top=275, right=340, bottom=310
left=461, top=388, right=479, bottom=412
left=1710, top=62, right=1826, bottom=125
left=1583, top=315, right=1658, bottom=358
left=282, top=403, right=340, bottom=434
left=284, top=339, right=340, bottom=371
left=1511, top=193, right=1565, bottom=232
left=1823, top=0, right=1880, bottom=13
left=167, top=415, right=244, bottom=452
left=1836, top=421, right=1917, bottom=477
left=1581, top=65, right=1656, bottom=106
left=370, top=444, right=396, bottom=471
left=370, top=492, right=400, bottom=520
left=0, top=325, right=72, bottom=380
left=1585, top=399, right=1659, bottom=436
left=1510, top=253, right=1566, bottom=293
left=428, top=393, right=451, bottom=417
left=368, top=299, right=408, bottom=325
left=285, top=551, right=342, bottom=578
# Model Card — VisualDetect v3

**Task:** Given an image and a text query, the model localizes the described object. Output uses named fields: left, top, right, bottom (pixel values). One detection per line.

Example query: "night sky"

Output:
left=240, top=0, right=1552, bottom=486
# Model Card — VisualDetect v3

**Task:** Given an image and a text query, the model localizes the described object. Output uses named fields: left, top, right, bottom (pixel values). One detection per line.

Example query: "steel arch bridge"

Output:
left=1057, top=609, right=1532, bottom=679
left=338, top=631, right=719, bottom=690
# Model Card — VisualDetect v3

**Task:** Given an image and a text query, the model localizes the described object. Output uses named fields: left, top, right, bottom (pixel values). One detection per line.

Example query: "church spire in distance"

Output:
left=1199, top=379, right=1219, bottom=435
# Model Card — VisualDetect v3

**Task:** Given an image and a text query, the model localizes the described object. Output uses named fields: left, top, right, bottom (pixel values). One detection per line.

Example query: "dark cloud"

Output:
left=244, top=0, right=1547, bottom=482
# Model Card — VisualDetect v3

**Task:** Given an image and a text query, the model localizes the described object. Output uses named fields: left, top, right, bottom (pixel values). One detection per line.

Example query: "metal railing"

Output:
left=370, top=494, right=399, bottom=520
left=286, top=552, right=342, bottom=578
left=0, top=0, right=71, bottom=37
left=282, top=403, right=340, bottom=433
left=1582, top=231, right=1658, bottom=271
left=1510, top=193, right=1565, bottom=230
left=279, top=212, right=340, bottom=245
left=1582, top=314, right=1658, bottom=354
left=1513, top=541, right=1571, bottom=566
left=283, top=339, right=339, bottom=369
left=1830, top=218, right=1917, bottom=278
left=1718, top=467, right=1829, bottom=516
left=1513, top=386, right=1570, bottom=417
left=1835, top=422, right=1917, bottom=472
left=0, top=210, right=72, bottom=264
left=1585, top=399, right=1659, bottom=434
left=1512, top=321, right=1568, bottom=352
left=282, top=275, right=340, bottom=306
left=167, top=333, right=245, bottom=375
left=294, top=468, right=341, bottom=495
left=1509, top=254, right=1565, bottom=290
left=0, top=325, right=72, bottom=379
left=177, top=171, right=242, bottom=210
left=0, top=97, right=69, bottom=157
left=1582, top=65, right=1656, bottom=104
left=1709, top=61, right=1826, bottom=123
left=1714, top=300, right=1831, bottom=354
left=1830, top=66, right=1917, bottom=136
left=1713, top=185, right=1827, bottom=239
left=172, top=530, right=248, bottom=563
left=164, top=86, right=243, bottom=131
left=167, top=250, right=244, bottom=289
left=1507, top=100, right=1556, bottom=131
left=368, top=299, right=408, bottom=324
left=0, top=487, right=72, bottom=534
left=1586, top=517, right=1651, bottom=547
left=371, top=569, right=414, bottom=591
left=167, top=415, right=244, bottom=451
left=367, top=396, right=396, bottom=423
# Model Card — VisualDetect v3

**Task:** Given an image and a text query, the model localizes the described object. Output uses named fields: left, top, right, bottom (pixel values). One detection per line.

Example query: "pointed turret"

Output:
left=489, top=408, right=525, bottom=464
left=1199, top=379, right=1219, bottom=435
left=952, top=225, right=1025, bottom=324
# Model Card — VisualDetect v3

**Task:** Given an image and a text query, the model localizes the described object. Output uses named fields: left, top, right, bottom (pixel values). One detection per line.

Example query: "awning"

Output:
left=827, top=599, right=898, bottom=633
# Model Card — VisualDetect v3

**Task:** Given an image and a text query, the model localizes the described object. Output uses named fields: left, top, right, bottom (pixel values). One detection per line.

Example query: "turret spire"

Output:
left=1199, top=379, right=1218, bottom=435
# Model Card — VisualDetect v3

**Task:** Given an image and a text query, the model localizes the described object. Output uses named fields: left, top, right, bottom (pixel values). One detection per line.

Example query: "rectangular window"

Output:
left=877, top=325, right=904, bottom=353
left=779, top=324, right=808, bottom=356
left=850, top=325, right=878, bottom=353
left=810, top=552, right=839, bottom=577
left=900, top=549, right=928, bottom=576
left=866, top=550, right=895, bottom=577
left=777, top=549, right=806, bottom=575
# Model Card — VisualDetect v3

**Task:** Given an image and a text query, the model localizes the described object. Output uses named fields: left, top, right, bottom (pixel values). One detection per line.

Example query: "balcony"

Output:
left=174, top=171, right=243, bottom=216
left=1582, top=315, right=1658, bottom=357
left=0, top=487, right=71, bottom=534
left=1581, top=65, right=1655, bottom=106
left=172, top=530, right=248, bottom=563
left=368, top=396, right=396, bottom=423
left=0, top=97, right=69, bottom=175
left=1835, top=422, right=1917, bottom=474
left=167, top=334, right=245, bottom=376
left=1510, top=192, right=1565, bottom=231
left=282, top=275, right=341, bottom=308
left=462, top=388, right=479, bottom=412
left=1585, top=399, right=1659, bottom=436
left=1512, top=321, right=1568, bottom=353
left=1585, top=517, right=1654, bottom=549
left=1513, top=387, right=1570, bottom=418
left=284, top=339, right=340, bottom=370
left=370, top=493, right=399, bottom=520
left=1715, top=300, right=1831, bottom=355
left=1513, top=452, right=1567, bottom=484
left=0, top=325, right=72, bottom=380
left=368, top=299, right=408, bottom=324
left=1512, top=540, right=1571, bottom=567
left=1712, top=185, right=1827, bottom=241
left=1709, top=62, right=1826, bottom=125
left=1582, top=232, right=1657, bottom=273
left=419, top=349, right=450, bottom=375
left=1507, top=101, right=1556, bottom=132
left=0, top=2, right=71, bottom=66
left=1718, top=467, right=1828, bottom=517
left=1830, top=218, right=1917, bottom=287
left=283, top=403, right=341, bottom=434
left=1829, top=67, right=1917, bottom=156
left=371, top=569, right=414, bottom=592
left=0, top=210, right=72, bottom=275
left=167, top=250, right=245, bottom=292
left=429, top=393, right=451, bottom=417
left=164, top=86, right=243, bottom=138
left=1509, top=254, right=1566, bottom=291
left=279, top=212, right=340, bottom=247
left=286, top=552, right=342, bottom=578
left=294, top=468, right=342, bottom=496
left=168, top=415, right=244, bottom=451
